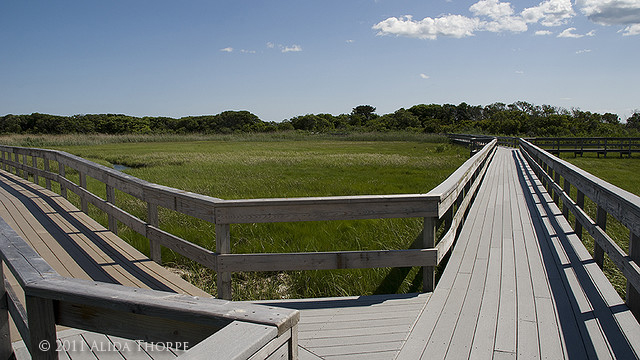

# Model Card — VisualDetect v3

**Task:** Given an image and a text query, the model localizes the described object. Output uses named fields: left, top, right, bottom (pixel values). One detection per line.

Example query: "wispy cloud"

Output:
left=419, top=73, right=430, bottom=79
left=281, top=44, right=302, bottom=53
left=620, top=24, right=640, bottom=36
left=535, top=30, right=553, bottom=35
left=557, top=27, right=595, bottom=37
left=266, top=42, right=303, bottom=53
left=576, top=49, right=592, bottom=54
left=220, top=47, right=234, bottom=53
left=515, top=70, right=525, bottom=74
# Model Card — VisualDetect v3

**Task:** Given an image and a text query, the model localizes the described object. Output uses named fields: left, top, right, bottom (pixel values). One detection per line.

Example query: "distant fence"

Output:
left=526, top=137, right=640, bottom=157
left=520, top=139, right=640, bottom=319
left=0, top=139, right=497, bottom=301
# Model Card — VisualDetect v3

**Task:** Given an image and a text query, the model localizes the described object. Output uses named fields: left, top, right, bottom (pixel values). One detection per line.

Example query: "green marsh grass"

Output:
left=23, top=132, right=467, bottom=300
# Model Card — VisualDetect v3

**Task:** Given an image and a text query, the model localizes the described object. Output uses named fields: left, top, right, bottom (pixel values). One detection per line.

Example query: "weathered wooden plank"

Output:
left=106, top=184, right=117, bottom=234
left=0, top=265, right=12, bottom=359
left=0, top=216, right=58, bottom=286
left=26, top=295, right=57, bottom=360
left=214, top=195, right=439, bottom=224
left=4, top=278, right=30, bottom=348
left=147, top=203, right=162, bottom=264
left=216, top=223, right=232, bottom=300
left=55, top=300, right=226, bottom=346
left=628, top=232, right=640, bottom=319
left=27, top=276, right=299, bottom=334
left=146, top=226, right=217, bottom=270
left=217, top=249, right=436, bottom=272
left=175, top=321, right=277, bottom=360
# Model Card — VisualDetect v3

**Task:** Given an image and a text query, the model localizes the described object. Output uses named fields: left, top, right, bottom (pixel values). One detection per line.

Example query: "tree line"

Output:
left=2, top=102, right=639, bottom=137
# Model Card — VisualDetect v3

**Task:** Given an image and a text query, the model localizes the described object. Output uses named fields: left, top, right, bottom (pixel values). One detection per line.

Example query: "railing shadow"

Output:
left=0, top=170, right=176, bottom=292
left=512, top=150, right=636, bottom=359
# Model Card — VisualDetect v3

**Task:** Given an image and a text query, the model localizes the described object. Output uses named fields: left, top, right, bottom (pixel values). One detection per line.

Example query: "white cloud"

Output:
left=266, top=42, right=275, bottom=48
left=281, top=44, right=302, bottom=53
left=577, top=0, right=640, bottom=25
left=515, top=70, right=525, bottom=74
left=419, top=73, right=430, bottom=79
left=373, top=14, right=480, bottom=39
left=470, top=0, right=515, bottom=19
left=557, top=27, right=595, bottom=37
left=621, top=23, right=640, bottom=35
left=346, top=39, right=355, bottom=43
left=240, top=49, right=256, bottom=54
left=220, top=47, right=233, bottom=52
left=521, top=0, right=575, bottom=26
left=373, top=0, right=638, bottom=40
left=576, top=49, right=592, bottom=53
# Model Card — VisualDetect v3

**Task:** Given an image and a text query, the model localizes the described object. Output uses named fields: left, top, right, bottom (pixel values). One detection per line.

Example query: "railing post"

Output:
left=59, top=163, right=67, bottom=199
left=13, top=153, right=19, bottom=176
left=562, top=178, right=571, bottom=219
left=216, top=224, right=232, bottom=300
left=575, top=190, right=585, bottom=239
left=0, top=261, right=11, bottom=360
left=32, top=156, right=39, bottom=186
left=106, top=184, right=117, bottom=234
left=594, top=205, right=606, bottom=269
left=147, top=202, right=162, bottom=263
left=43, top=158, right=51, bottom=190
left=79, top=172, right=88, bottom=214
left=22, top=154, right=28, bottom=180
left=422, top=216, right=437, bottom=292
left=553, top=171, right=561, bottom=204
left=26, top=296, right=57, bottom=360
left=628, top=232, right=640, bottom=320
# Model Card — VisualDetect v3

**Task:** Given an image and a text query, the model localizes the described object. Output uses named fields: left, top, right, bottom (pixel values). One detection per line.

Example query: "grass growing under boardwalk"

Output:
left=36, top=132, right=468, bottom=300
left=558, top=152, right=640, bottom=298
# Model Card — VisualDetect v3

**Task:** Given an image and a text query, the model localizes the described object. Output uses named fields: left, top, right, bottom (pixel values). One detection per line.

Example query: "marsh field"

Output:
left=3, top=132, right=470, bottom=299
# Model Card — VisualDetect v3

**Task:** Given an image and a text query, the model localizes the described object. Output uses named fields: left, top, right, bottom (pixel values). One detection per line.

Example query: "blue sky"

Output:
left=1, top=0, right=639, bottom=122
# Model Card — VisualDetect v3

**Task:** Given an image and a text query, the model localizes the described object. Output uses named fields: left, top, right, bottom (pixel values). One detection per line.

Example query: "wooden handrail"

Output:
left=520, top=138, right=640, bottom=319
left=0, top=216, right=299, bottom=360
left=0, top=139, right=497, bottom=300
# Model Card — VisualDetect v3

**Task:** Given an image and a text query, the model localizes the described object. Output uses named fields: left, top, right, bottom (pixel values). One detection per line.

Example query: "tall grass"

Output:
left=35, top=133, right=466, bottom=300
left=0, top=131, right=448, bottom=148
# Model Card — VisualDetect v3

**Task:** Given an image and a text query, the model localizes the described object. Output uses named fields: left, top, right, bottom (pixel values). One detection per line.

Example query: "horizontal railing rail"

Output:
left=0, top=139, right=497, bottom=300
left=520, top=138, right=640, bottom=319
left=0, top=215, right=299, bottom=360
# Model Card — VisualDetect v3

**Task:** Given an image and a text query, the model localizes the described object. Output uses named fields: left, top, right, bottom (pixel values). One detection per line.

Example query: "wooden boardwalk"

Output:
left=1, top=146, right=639, bottom=359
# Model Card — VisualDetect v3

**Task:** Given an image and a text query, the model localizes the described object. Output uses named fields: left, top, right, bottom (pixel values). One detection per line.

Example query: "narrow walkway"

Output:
left=395, top=147, right=640, bottom=359
left=1, top=147, right=639, bottom=359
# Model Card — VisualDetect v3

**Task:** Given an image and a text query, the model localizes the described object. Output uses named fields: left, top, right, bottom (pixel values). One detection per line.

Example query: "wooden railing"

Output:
left=0, top=216, right=299, bottom=360
left=0, top=139, right=496, bottom=301
left=448, top=134, right=517, bottom=155
left=520, top=139, right=640, bottom=319
left=526, top=137, right=640, bottom=157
